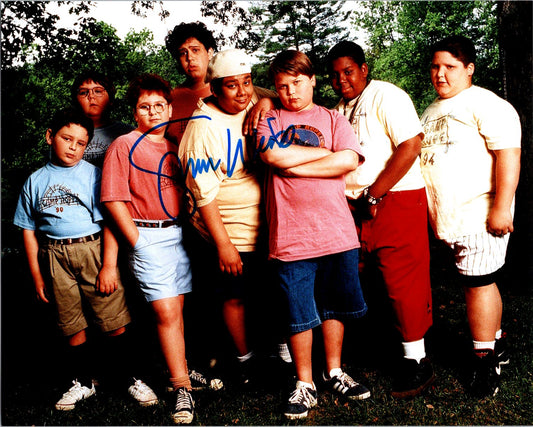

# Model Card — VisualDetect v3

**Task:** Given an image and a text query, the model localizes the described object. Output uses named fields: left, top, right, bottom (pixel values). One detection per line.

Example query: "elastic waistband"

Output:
left=42, top=232, right=101, bottom=246
left=133, top=218, right=182, bottom=228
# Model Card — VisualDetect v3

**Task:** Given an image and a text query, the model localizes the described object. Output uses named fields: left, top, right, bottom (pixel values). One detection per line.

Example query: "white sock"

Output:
left=402, top=338, right=426, bottom=363
left=278, top=343, right=292, bottom=363
left=473, top=340, right=495, bottom=350
left=237, top=351, right=254, bottom=363
left=495, top=329, right=502, bottom=340
left=328, top=367, right=343, bottom=379
left=296, top=380, right=315, bottom=390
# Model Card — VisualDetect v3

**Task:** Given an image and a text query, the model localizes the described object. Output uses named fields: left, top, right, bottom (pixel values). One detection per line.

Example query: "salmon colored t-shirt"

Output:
left=166, top=86, right=212, bottom=145
left=101, top=131, right=182, bottom=220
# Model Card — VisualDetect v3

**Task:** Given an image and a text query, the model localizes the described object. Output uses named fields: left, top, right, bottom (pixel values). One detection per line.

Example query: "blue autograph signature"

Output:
left=129, top=116, right=297, bottom=219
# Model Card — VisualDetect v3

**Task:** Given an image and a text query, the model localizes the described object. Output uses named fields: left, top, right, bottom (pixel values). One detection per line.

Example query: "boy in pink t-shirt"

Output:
left=255, top=50, right=369, bottom=420
left=101, top=74, right=195, bottom=424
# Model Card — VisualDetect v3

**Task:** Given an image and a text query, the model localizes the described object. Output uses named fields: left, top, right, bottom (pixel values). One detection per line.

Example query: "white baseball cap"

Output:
left=205, top=49, right=252, bottom=83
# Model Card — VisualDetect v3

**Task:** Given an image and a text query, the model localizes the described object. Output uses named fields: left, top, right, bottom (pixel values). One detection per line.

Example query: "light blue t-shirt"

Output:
left=14, top=160, right=103, bottom=239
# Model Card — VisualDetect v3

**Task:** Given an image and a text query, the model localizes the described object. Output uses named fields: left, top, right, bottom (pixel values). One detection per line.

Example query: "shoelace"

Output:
left=337, top=372, right=358, bottom=388
left=61, top=381, right=86, bottom=399
left=175, top=389, right=193, bottom=411
left=189, top=370, right=208, bottom=385
left=131, top=379, right=152, bottom=395
left=288, top=385, right=313, bottom=405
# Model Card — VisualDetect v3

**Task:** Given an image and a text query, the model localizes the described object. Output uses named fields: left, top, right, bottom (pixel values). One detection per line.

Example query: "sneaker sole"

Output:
left=55, top=390, right=96, bottom=411
left=137, top=398, right=159, bottom=407
left=284, top=410, right=310, bottom=420
left=172, top=413, right=194, bottom=424
left=347, top=390, right=371, bottom=400
left=391, top=372, right=435, bottom=399
left=55, top=404, right=76, bottom=411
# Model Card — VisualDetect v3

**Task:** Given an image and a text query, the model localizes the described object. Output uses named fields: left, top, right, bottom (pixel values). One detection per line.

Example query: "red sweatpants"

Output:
left=356, top=188, right=433, bottom=342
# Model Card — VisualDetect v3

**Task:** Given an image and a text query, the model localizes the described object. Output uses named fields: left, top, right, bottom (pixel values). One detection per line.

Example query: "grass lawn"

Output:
left=1, top=236, right=532, bottom=426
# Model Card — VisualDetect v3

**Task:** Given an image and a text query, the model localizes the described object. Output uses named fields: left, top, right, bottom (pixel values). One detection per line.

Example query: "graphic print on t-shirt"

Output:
left=160, top=157, right=181, bottom=191
left=282, top=124, right=325, bottom=148
left=38, top=184, right=80, bottom=212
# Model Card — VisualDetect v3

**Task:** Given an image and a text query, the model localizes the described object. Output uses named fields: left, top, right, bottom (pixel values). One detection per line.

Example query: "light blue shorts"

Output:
left=129, top=225, right=192, bottom=302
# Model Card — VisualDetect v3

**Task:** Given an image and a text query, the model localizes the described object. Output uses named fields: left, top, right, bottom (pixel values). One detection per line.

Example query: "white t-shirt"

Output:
left=334, top=80, right=425, bottom=199
left=420, top=85, right=521, bottom=239
left=178, top=97, right=262, bottom=252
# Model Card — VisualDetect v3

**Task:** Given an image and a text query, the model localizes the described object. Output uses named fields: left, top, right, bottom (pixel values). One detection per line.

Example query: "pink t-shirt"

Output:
left=101, top=131, right=182, bottom=220
left=166, top=85, right=212, bottom=145
left=256, top=105, right=363, bottom=261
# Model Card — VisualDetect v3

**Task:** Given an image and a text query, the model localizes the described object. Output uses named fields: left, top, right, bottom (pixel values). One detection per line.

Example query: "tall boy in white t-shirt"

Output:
left=421, top=35, right=521, bottom=398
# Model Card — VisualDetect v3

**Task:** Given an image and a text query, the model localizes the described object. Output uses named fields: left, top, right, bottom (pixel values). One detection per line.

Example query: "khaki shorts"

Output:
left=39, top=236, right=131, bottom=336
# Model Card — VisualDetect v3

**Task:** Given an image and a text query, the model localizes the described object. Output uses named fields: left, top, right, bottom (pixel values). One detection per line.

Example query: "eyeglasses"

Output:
left=77, top=87, right=107, bottom=98
left=136, top=102, right=168, bottom=115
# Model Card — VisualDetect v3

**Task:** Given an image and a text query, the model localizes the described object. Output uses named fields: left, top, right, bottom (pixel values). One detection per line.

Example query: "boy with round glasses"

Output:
left=72, top=70, right=133, bottom=169
left=72, top=70, right=158, bottom=404
left=101, top=73, right=195, bottom=424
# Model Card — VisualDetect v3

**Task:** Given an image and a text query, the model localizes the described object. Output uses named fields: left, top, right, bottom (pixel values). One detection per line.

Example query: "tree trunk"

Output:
left=497, top=1, right=533, bottom=290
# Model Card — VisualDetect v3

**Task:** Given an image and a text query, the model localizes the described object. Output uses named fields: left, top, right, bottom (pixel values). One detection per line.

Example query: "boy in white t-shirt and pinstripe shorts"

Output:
left=421, top=35, right=521, bottom=398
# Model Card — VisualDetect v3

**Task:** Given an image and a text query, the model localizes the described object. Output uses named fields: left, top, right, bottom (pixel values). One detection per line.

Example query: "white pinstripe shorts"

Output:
left=444, top=231, right=510, bottom=277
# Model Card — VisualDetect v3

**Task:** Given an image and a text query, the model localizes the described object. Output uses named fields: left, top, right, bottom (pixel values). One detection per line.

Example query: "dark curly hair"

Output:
left=165, top=21, right=217, bottom=67
left=49, top=108, right=94, bottom=142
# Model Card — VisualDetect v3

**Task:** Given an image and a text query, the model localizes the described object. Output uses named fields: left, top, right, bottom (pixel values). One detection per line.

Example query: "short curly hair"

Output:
left=126, top=74, right=173, bottom=109
left=165, top=21, right=217, bottom=66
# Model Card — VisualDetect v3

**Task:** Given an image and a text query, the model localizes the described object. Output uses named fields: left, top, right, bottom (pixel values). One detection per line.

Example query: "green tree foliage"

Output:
left=247, top=1, right=350, bottom=104
left=0, top=1, right=95, bottom=69
left=200, top=1, right=261, bottom=52
left=352, top=1, right=499, bottom=113
left=1, top=10, right=181, bottom=231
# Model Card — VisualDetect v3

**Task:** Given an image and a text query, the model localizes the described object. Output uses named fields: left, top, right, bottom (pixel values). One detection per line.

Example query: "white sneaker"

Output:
left=172, top=387, right=195, bottom=424
left=128, top=378, right=159, bottom=406
left=55, top=380, right=96, bottom=411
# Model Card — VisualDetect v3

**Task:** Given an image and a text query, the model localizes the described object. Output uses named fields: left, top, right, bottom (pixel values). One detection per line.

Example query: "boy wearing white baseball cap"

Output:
left=179, top=49, right=284, bottom=387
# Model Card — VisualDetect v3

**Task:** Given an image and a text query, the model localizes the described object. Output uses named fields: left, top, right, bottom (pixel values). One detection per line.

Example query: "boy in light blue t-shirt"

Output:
left=14, top=108, right=157, bottom=412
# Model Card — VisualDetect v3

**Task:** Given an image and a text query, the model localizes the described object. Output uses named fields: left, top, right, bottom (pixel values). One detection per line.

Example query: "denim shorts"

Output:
left=275, top=248, right=367, bottom=333
left=129, top=225, right=192, bottom=302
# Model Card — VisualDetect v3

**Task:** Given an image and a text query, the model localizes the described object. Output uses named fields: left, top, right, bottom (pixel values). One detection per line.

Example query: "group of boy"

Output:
left=14, top=17, right=521, bottom=424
